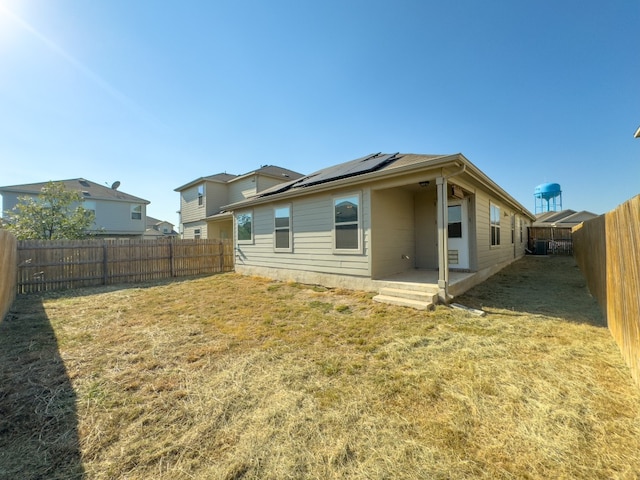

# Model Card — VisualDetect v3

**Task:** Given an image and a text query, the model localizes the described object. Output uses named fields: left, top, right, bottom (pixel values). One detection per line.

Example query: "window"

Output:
left=194, top=228, right=201, bottom=240
left=237, top=211, right=253, bottom=243
left=511, top=214, right=515, bottom=244
left=83, top=200, right=96, bottom=213
left=197, top=185, right=204, bottom=206
left=274, top=205, right=291, bottom=251
left=131, top=204, right=142, bottom=220
left=334, top=194, right=360, bottom=251
left=448, top=205, right=462, bottom=238
left=490, top=203, right=500, bottom=246
left=520, top=218, right=523, bottom=243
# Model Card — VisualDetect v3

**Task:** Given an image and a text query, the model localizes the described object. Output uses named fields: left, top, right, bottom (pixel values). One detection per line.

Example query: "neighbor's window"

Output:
left=274, top=205, right=291, bottom=251
left=131, top=204, right=142, bottom=220
left=334, top=194, right=360, bottom=251
left=448, top=205, right=462, bottom=238
left=237, top=211, right=253, bottom=243
left=197, top=184, right=204, bottom=206
left=490, top=203, right=500, bottom=246
left=83, top=200, right=96, bottom=213
left=194, top=228, right=201, bottom=240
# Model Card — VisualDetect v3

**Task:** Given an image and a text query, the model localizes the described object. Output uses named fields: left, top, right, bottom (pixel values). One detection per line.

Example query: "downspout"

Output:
left=436, top=163, right=467, bottom=303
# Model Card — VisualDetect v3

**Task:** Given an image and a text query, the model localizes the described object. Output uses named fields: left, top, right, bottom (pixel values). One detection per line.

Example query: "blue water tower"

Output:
left=534, top=183, right=562, bottom=214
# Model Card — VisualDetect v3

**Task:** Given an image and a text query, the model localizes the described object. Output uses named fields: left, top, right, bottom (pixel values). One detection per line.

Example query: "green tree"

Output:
left=5, top=181, right=96, bottom=240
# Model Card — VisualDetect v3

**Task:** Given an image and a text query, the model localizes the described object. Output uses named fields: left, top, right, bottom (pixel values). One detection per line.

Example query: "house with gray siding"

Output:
left=174, top=166, right=303, bottom=240
left=0, top=178, right=150, bottom=237
left=224, top=153, right=536, bottom=308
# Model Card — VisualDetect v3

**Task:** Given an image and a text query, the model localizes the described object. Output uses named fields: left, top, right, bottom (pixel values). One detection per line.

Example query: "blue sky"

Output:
left=1, top=0, right=639, bottom=225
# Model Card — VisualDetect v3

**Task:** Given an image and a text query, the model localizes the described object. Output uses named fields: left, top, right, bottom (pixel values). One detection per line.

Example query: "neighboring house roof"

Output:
left=533, top=209, right=599, bottom=228
left=146, top=216, right=178, bottom=235
left=0, top=178, right=149, bottom=204
left=223, top=152, right=536, bottom=220
left=146, top=216, right=173, bottom=228
left=174, top=166, right=303, bottom=192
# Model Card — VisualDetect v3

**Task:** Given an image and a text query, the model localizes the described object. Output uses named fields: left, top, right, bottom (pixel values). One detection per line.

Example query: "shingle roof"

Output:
left=0, top=178, right=149, bottom=203
left=533, top=209, right=599, bottom=227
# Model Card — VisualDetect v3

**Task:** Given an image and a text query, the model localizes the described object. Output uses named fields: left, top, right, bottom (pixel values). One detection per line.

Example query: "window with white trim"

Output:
left=237, top=211, right=253, bottom=243
left=197, top=185, right=204, bottom=206
left=194, top=228, right=201, bottom=240
left=274, top=205, right=292, bottom=251
left=334, top=194, right=361, bottom=251
left=131, top=204, right=142, bottom=220
left=490, top=203, right=500, bottom=246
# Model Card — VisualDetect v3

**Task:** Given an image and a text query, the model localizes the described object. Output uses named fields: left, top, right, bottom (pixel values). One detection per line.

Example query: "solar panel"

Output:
left=295, top=152, right=398, bottom=188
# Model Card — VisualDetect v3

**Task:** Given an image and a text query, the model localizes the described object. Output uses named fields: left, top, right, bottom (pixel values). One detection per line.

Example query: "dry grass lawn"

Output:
left=1, top=255, right=640, bottom=479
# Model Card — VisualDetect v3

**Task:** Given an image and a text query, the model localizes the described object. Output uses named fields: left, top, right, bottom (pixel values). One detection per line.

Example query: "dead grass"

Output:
left=2, top=256, right=640, bottom=479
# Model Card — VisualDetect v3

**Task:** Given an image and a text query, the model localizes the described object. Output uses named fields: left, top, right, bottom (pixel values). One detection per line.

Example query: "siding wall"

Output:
left=204, top=182, right=229, bottom=217
left=414, top=188, right=438, bottom=269
left=475, top=190, right=529, bottom=271
left=2, top=192, right=145, bottom=236
left=180, top=185, right=205, bottom=224
left=235, top=188, right=371, bottom=279
left=182, top=221, right=208, bottom=239
left=93, top=200, right=147, bottom=235
left=228, top=177, right=257, bottom=205
left=371, top=188, right=415, bottom=277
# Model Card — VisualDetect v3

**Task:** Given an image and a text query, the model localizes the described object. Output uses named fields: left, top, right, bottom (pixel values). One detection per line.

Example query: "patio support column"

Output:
left=436, top=176, right=449, bottom=299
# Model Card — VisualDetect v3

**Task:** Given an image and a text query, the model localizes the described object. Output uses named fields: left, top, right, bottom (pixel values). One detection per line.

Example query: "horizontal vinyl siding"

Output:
left=235, top=190, right=371, bottom=277
left=371, top=188, right=415, bottom=277
left=475, top=192, right=524, bottom=271
left=180, top=185, right=206, bottom=223
left=229, top=178, right=257, bottom=205
left=183, top=221, right=207, bottom=239
left=204, top=182, right=229, bottom=217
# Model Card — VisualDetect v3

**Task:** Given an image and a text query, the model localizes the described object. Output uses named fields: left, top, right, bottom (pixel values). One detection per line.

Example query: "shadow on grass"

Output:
left=0, top=297, right=84, bottom=479
left=455, top=255, right=606, bottom=327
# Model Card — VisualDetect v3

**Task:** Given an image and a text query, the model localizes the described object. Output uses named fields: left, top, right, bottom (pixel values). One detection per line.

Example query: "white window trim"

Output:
left=236, top=210, right=254, bottom=245
left=131, top=204, right=142, bottom=221
left=332, top=192, right=363, bottom=254
left=490, top=202, right=501, bottom=247
left=273, top=204, right=292, bottom=252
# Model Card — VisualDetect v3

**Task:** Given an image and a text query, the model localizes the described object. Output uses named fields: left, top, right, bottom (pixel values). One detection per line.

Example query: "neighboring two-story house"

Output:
left=0, top=178, right=150, bottom=238
left=143, top=216, right=179, bottom=239
left=174, top=166, right=303, bottom=240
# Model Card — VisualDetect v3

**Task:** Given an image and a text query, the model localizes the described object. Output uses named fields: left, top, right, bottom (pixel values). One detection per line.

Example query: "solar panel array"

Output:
left=295, top=153, right=399, bottom=188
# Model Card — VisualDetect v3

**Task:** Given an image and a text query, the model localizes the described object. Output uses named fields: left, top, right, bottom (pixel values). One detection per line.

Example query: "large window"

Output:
left=334, top=194, right=360, bottom=251
left=274, top=205, right=291, bottom=251
left=490, top=203, right=500, bottom=246
left=237, top=211, right=253, bottom=243
left=448, top=205, right=462, bottom=238
left=197, top=185, right=204, bottom=206
left=131, top=204, right=142, bottom=220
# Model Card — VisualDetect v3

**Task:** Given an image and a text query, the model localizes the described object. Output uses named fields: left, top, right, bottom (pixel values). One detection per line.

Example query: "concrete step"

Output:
left=372, top=294, right=434, bottom=311
left=378, top=287, right=438, bottom=304
left=373, top=280, right=440, bottom=295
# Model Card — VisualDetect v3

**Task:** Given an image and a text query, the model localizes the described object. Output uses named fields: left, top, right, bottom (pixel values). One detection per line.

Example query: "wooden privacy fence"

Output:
left=0, top=230, right=18, bottom=320
left=573, top=194, right=640, bottom=387
left=17, top=238, right=234, bottom=294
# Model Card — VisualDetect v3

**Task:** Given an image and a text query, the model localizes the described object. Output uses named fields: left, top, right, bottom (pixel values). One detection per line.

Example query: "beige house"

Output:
left=0, top=178, right=149, bottom=237
left=143, top=216, right=179, bottom=239
left=174, top=166, right=303, bottom=240
left=225, top=153, right=536, bottom=308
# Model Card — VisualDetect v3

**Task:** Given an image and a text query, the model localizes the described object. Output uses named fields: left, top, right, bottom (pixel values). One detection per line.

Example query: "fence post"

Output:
left=103, top=242, right=108, bottom=285
left=169, top=240, right=175, bottom=277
